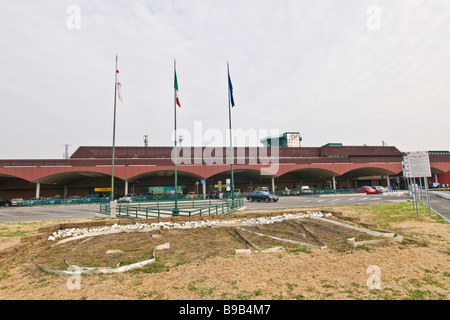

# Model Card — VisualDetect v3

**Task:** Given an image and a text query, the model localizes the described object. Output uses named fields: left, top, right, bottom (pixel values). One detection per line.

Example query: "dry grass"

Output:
left=0, top=204, right=449, bottom=300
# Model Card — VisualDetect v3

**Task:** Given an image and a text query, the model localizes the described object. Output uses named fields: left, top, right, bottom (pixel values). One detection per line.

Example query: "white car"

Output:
left=301, top=186, right=313, bottom=194
left=429, top=183, right=440, bottom=189
left=118, top=194, right=133, bottom=203
left=11, top=198, right=24, bottom=206
left=372, top=186, right=385, bottom=193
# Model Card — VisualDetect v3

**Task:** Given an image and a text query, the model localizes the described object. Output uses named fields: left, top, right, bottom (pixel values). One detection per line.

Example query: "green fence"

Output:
left=99, top=198, right=245, bottom=219
left=13, top=188, right=362, bottom=208
left=12, top=197, right=110, bottom=207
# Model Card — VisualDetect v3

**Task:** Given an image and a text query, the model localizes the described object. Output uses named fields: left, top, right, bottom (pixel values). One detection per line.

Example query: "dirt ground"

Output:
left=0, top=206, right=449, bottom=300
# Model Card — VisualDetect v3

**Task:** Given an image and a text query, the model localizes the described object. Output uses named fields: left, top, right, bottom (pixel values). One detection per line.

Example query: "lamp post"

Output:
left=144, top=135, right=148, bottom=147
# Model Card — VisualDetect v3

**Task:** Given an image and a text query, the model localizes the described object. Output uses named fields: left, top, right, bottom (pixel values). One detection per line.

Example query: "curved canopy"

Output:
left=0, top=173, right=30, bottom=183
left=35, top=171, right=111, bottom=184
left=279, top=168, right=339, bottom=179
left=341, top=167, right=397, bottom=178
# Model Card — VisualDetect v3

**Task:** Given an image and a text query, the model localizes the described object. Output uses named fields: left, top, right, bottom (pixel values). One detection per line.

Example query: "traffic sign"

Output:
left=403, top=151, right=431, bottom=178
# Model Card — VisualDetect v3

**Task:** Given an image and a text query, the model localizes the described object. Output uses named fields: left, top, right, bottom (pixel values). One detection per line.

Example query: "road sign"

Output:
left=201, top=179, right=205, bottom=185
left=403, top=151, right=431, bottom=178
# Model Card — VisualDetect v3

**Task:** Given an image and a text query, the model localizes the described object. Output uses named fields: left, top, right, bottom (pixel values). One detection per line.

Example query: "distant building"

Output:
left=260, top=132, right=302, bottom=148
left=323, top=143, right=343, bottom=147
left=0, top=143, right=449, bottom=200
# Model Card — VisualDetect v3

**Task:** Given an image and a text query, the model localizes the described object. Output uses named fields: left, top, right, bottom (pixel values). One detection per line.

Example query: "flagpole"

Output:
left=173, top=59, right=179, bottom=215
left=227, top=61, right=235, bottom=203
left=110, top=54, right=118, bottom=217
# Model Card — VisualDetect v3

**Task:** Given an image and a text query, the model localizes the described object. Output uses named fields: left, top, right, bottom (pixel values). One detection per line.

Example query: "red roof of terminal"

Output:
left=70, top=145, right=404, bottom=159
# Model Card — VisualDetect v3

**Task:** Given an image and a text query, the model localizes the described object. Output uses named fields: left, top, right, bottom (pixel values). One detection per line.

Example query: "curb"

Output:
left=430, top=191, right=450, bottom=200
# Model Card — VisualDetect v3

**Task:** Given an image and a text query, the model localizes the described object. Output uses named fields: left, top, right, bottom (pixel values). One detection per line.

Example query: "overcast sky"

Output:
left=1, top=0, right=449, bottom=159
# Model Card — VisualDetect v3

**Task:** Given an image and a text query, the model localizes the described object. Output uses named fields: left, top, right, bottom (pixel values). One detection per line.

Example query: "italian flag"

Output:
left=174, top=70, right=181, bottom=107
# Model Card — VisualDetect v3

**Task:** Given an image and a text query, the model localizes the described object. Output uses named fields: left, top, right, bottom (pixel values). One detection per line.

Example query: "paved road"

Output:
left=428, top=194, right=450, bottom=223
left=243, top=194, right=409, bottom=211
left=0, top=194, right=410, bottom=223
left=0, top=205, right=99, bottom=223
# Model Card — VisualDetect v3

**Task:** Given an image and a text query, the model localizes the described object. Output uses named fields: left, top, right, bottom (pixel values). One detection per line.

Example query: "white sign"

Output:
left=403, top=151, right=431, bottom=178
left=286, top=133, right=300, bottom=148
left=226, top=178, right=231, bottom=191
left=402, top=160, right=410, bottom=178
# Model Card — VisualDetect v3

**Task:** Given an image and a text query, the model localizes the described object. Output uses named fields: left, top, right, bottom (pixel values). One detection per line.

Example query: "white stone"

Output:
left=47, top=211, right=333, bottom=241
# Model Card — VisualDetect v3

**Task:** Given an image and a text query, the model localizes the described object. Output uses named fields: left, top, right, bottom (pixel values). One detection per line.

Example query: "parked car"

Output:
left=300, top=186, right=313, bottom=194
left=26, top=197, right=47, bottom=205
left=0, top=198, right=12, bottom=207
left=206, top=192, right=220, bottom=199
left=289, top=189, right=300, bottom=196
left=357, top=186, right=377, bottom=194
left=67, top=196, right=83, bottom=203
left=11, top=198, right=23, bottom=206
left=247, top=191, right=279, bottom=202
left=138, top=193, right=153, bottom=201
left=372, top=186, right=385, bottom=194
left=186, top=192, right=198, bottom=199
left=48, top=195, right=65, bottom=204
left=82, top=195, right=100, bottom=203
left=118, top=194, right=134, bottom=203
left=240, top=191, right=251, bottom=197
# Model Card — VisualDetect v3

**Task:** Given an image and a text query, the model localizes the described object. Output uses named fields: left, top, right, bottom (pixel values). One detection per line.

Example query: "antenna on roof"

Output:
left=144, top=135, right=148, bottom=147
left=63, top=144, right=70, bottom=159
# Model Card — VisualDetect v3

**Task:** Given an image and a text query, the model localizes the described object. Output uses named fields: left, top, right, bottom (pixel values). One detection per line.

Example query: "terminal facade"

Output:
left=0, top=141, right=449, bottom=200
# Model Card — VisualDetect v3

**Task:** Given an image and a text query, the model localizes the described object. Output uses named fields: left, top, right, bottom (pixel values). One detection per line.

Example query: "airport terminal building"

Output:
left=1, top=135, right=449, bottom=200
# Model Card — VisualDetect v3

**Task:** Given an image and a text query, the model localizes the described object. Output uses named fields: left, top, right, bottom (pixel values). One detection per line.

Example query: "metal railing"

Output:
left=99, top=198, right=245, bottom=219
left=11, top=197, right=110, bottom=207
left=13, top=187, right=415, bottom=208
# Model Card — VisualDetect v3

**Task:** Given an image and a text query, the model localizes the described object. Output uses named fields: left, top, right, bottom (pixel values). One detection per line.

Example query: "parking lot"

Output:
left=243, top=193, right=409, bottom=210
left=0, top=205, right=100, bottom=223
left=0, top=193, right=412, bottom=223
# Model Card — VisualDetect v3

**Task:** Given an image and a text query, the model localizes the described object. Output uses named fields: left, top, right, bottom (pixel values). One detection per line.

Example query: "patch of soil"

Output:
left=33, top=227, right=248, bottom=272
left=0, top=210, right=448, bottom=300
left=32, top=216, right=385, bottom=272
left=0, top=238, right=20, bottom=252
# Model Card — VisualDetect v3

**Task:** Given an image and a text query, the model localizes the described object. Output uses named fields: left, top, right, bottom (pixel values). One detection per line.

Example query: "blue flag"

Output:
left=228, top=71, right=235, bottom=107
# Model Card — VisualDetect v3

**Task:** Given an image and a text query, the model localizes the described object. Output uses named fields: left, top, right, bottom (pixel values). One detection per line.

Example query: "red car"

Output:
left=357, top=186, right=377, bottom=194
